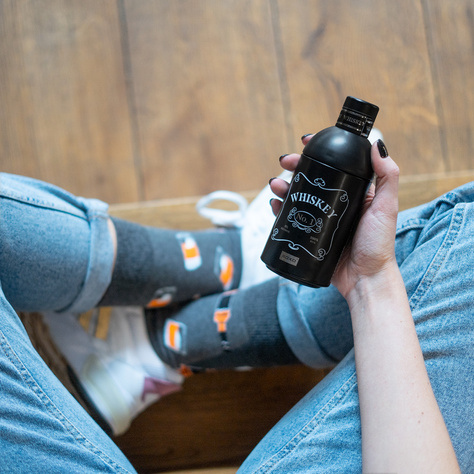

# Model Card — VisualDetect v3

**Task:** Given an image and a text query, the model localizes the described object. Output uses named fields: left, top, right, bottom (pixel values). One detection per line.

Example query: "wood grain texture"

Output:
left=122, top=0, right=287, bottom=200
left=109, top=169, right=474, bottom=231
left=2, top=0, right=474, bottom=204
left=274, top=0, right=443, bottom=176
left=0, top=0, right=139, bottom=203
left=109, top=191, right=256, bottom=229
left=422, top=0, right=474, bottom=170
left=115, top=365, right=328, bottom=473
left=0, top=1, right=40, bottom=179
left=398, top=169, right=474, bottom=211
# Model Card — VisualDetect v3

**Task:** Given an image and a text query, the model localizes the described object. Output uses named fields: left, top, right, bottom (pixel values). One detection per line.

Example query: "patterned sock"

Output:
left=99, top=217, right=242, bottom=307
left=145, top=278, right=298, bottom=370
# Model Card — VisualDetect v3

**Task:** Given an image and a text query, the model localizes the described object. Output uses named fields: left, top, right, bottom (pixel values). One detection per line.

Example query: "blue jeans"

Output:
left=0, top=174, right=135, bottom=472
left=0, top=173, right=472, bottom=472
left=241, top=186, right=474, bottom=472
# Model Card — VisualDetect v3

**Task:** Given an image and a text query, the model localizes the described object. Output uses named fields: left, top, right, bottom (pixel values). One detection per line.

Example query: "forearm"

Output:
left=347, top=262, right=460, bottom=473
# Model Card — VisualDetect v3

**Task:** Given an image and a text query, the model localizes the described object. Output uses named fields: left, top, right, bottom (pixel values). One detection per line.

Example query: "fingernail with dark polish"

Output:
left=377, top=139, right=389, bottom=158
left=301, top=133, right=312, bottom=141
left=269, top=177, right=276, bottom=185
left=279, top=154, right=289, bottom=162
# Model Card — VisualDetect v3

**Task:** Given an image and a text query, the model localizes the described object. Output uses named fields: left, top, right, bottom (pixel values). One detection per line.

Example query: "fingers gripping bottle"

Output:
left=261, top=96, right=379, bottom=288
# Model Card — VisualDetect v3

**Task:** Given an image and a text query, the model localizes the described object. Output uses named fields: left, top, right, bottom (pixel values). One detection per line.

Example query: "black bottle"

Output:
left=261, top=96, right=379, bottom=288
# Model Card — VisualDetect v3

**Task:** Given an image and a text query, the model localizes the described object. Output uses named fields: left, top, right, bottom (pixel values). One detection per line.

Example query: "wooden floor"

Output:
left=2, top=1, right=474, bottom=473
left=2, top=0, right=474, bottom=206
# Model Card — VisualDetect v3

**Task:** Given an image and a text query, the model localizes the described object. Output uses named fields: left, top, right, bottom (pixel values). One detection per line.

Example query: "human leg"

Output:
left=146, top=278, right=298, bottom=370
left=0, top=172, right=243, bottom=313
left=0, top=172, right=269, bottom=439
left=0, top=174, right=136, bottom=471
left=99, top=217, right=242, bottom=307
left=0, top=291, right=137, bottom=473
left=0, top=173, right=116, bottom=313
left=238, top=183, right=474, bottom=473
left=0, top=173, right=234, bottom=437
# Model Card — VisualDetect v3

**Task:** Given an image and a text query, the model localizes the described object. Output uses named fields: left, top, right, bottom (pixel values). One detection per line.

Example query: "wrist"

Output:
left=345, top=259, right=403, bottom=312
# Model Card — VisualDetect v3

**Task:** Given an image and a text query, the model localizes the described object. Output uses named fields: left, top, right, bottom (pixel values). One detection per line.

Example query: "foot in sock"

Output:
left=42, top=307, right=183, bottom=436
left=99, top=221, right=243, bottom=308
left=100, top=168, right=293, bottom=310
left=145, top=278, right=299, bottom=371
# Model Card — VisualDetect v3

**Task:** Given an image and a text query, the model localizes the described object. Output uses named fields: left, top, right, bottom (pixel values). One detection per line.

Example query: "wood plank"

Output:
left=398, top=169, right=474, bottom=211
left=115, top=365, right=328, bottom=473
left=109, top=170, right=474, bottom=230
left=0, top=0, right=41, bottom=179
left=109, top=191, right=256, bottom=229
left=122, top=0, right=287, bottom=201
left=0, top=0, right=139, bottom=204
left=274, top=0, right=444, bottom=176
left=422, top=0, right=474, bottom=170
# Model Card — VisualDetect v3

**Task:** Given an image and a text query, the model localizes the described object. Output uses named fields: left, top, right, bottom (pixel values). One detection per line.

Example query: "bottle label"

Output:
left=271, top=172, right=349, bottom=261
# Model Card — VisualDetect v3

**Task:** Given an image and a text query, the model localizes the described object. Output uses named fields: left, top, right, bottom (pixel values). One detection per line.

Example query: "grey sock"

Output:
left=99, top=217, right=242, bottom=307
left=146, top=278, right=298, bottom=370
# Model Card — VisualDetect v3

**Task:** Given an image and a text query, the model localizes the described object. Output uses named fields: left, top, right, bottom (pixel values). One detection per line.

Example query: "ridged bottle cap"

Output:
left=336, top=96, right=379, bottom=138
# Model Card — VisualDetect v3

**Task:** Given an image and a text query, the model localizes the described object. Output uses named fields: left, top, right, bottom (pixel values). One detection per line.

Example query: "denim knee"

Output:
left=0, top=173, right=115, bottom=313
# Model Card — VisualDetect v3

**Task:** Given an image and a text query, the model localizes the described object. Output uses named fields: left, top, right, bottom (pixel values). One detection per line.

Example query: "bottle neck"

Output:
left=336, top=107, right=374, bottom=138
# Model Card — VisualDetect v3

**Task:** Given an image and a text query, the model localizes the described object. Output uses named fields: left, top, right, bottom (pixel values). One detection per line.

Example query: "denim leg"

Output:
left=0, top=173, right=134, bottom=471
left=277, top=281, right=352, bottom=368
left=276, top=191, right=459, bottom=369
left=240, top=183, right=474, bottom=473
left=0, top=285, right=136, bottom=472
left=0, top=173, right=115, bottom=313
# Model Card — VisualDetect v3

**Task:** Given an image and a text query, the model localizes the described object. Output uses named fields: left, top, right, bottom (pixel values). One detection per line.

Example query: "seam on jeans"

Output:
left=0, top=329, right=134, bottom=473
left=252, top=370, right=358, bottom=473
left=0, top=188, right=76, bottom=209
left=0, top=194, right=88, bottom=220
left=396, top=189, right=464, bottom=237
left=0, top=190, right=109, bottom=222
left=396, top=219, right=427, bottom=236
left=408, top=205, right=463, bottom=311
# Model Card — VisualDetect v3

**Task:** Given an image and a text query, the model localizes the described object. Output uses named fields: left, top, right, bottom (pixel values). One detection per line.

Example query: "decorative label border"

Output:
left=271, top=172, right=349, bottom=261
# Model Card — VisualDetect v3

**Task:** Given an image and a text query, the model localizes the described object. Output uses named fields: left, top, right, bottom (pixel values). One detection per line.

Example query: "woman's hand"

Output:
left=270, top=136, right=400, bottom=300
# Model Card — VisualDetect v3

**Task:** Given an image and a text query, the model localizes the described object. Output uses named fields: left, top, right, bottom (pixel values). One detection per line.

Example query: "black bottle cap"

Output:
left=336, top=96, right=379, bottom=138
